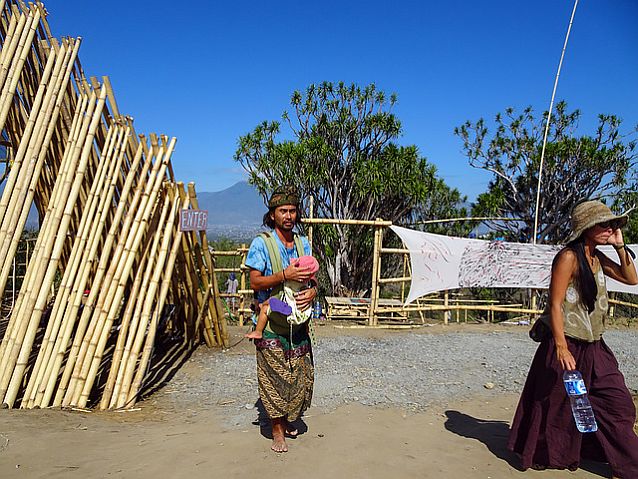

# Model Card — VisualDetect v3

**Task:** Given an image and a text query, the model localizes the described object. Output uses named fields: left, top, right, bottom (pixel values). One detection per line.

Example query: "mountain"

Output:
left=197, top=181, right=265, bottom=226
left=4, top=180, right=265, bottom=241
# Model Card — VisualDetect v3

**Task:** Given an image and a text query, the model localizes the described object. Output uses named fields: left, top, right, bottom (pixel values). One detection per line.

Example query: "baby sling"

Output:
left=259, top=232, right=308, bottom=336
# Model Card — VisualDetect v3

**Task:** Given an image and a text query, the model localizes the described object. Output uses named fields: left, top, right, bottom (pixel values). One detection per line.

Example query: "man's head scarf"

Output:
left=268, top=186, right=299, bottom=209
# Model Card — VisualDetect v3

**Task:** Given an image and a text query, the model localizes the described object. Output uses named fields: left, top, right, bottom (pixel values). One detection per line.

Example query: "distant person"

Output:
left=245, top=255, right=319, bottom=340
left=245, top=186, right=317, bottom=453
left=225, top=272, right=239, bottom=313
left=509, top=200, right=638, bottom=477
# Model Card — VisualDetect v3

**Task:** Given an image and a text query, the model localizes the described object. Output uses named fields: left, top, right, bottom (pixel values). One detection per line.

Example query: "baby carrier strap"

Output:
left=258, top=231, right=307, bottom=336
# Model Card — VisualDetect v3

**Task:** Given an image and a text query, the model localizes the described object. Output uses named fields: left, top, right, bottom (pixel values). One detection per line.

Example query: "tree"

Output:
left=235, top=81, right=466, bottom=294
left=455, top=101, right=638, bottom=243
left=615, top=191, right=638, bottom=244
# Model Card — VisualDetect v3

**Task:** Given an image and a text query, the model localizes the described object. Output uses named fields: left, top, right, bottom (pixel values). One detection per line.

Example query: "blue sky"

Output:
left=45, top=0, right=637, bottom=201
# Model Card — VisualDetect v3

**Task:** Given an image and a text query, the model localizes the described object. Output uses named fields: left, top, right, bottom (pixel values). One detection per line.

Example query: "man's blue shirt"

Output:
left=245, top=230, right=311, bottom=304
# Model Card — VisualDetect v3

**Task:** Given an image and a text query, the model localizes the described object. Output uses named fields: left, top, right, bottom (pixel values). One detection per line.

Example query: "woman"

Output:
left=508, top=200, right=638, bottom=478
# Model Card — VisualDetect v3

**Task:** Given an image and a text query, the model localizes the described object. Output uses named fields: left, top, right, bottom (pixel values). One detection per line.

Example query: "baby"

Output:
left=245, top=255, right=319, bottom=339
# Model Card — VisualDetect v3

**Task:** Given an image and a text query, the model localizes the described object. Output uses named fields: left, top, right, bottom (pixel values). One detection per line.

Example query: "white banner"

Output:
left=390, top=226, right=638, bottom=304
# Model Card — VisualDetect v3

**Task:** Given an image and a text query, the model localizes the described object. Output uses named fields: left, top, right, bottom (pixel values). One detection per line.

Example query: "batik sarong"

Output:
left=255, top=327, right=314, bottom=422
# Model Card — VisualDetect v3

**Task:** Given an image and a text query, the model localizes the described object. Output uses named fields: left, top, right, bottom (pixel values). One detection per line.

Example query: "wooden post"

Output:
left=239, top=243, right=247, bottom=327
left=608, top=292, right=616, bottom=321
left=308, top=195, right=314, bottom=249
left=530, top=290, right=538, bottom=323
left=401, top=253, right=407, bottom=303
left=368, top=220, right=382, bottom=326
left=443, top=292, right=450, bottom=325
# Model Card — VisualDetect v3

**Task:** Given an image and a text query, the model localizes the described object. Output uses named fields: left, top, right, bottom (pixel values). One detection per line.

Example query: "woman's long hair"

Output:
left=562, top=238, right=597, bottom=313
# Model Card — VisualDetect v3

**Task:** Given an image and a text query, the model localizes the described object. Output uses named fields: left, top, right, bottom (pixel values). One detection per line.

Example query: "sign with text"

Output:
left=179, top=209, right=208, bottom=232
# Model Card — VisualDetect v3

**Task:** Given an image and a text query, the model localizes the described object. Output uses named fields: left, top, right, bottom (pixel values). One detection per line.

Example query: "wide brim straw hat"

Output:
left=567, top=200, right=630, bottom=243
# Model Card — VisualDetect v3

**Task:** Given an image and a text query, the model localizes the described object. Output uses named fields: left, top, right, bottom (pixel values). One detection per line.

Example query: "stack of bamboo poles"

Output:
left=0, top=0, right=228, bottom=410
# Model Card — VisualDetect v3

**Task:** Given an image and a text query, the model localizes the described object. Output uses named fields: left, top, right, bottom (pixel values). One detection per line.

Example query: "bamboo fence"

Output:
left=301, top=216, right=566, bottom=326
left=0, top=1, right=228, bottom=410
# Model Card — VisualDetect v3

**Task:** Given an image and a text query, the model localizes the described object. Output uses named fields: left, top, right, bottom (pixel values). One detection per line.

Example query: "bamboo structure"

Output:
left=0, top=1, right=228, bottom=409
left=211, top=244, right=250, bottom=326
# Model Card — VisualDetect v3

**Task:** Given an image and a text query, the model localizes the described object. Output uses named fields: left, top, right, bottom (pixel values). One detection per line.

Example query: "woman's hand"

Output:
left=294, top=286, right=316, bottom=310
left=556, top=343, right=576, bottom=371
left=607, top=227, right=624, bottom=247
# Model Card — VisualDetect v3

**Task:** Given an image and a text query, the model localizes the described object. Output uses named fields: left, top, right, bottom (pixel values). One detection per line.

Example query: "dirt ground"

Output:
left=0, top=323, right=635, bottom=479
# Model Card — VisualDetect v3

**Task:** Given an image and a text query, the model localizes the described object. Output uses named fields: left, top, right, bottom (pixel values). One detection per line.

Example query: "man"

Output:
left=245, top=186, right=317, bottom=453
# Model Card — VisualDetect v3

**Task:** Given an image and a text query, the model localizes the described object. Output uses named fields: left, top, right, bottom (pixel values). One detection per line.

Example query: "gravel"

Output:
left=150, top=329, right=638, bottom=427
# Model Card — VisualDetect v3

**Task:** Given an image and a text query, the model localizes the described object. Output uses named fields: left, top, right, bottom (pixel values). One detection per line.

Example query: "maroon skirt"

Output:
left=508, top=336, right=638, bottom=478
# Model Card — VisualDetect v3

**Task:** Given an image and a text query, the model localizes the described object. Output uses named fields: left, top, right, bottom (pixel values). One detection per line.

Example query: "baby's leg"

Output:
left=245, top=299, right=269, bottom=339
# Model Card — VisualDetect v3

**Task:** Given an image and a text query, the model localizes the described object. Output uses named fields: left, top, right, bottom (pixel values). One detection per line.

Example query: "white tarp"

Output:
left=390, top=226, right=638, bottom=304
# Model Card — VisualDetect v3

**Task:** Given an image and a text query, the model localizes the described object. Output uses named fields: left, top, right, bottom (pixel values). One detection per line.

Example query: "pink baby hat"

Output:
left=292, top=255, right=319, bottom=279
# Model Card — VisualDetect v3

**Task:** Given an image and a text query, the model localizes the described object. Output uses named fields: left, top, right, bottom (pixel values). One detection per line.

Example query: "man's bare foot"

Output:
left=271, top=419, right=288, bottom=453
left=245, top=330, right=263, bottom=339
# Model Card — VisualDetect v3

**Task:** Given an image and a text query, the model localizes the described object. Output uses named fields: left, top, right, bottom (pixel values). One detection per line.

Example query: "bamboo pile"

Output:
left=0, top=1, right=228, bottom=410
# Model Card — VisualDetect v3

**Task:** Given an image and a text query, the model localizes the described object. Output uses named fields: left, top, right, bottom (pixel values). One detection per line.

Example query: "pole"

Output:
left=532, top=0, right=579, bottom=244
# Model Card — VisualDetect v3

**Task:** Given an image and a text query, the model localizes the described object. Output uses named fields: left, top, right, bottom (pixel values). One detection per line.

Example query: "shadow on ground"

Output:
left=444, top=410, right=610, bottom=478
left=253, top=398, right=308, bottom=440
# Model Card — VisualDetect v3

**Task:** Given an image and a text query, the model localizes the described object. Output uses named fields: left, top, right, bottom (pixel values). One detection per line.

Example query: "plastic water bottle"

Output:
left=563, top=370, right=597, bottom=433
left=312, top=301, right=322, bottom=320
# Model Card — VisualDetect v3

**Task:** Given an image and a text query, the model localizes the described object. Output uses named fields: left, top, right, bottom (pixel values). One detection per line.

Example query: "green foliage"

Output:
left=615, top=191, right=638, bottom=244
left=235, top=81, right=467, bottom=293
left=455, top=101, right=638, bottom=244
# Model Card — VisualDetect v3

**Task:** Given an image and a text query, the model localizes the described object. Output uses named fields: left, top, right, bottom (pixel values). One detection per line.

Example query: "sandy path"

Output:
left=1, top=323, right=632, bottom=478
left=0, top=395, right=610, bottom=478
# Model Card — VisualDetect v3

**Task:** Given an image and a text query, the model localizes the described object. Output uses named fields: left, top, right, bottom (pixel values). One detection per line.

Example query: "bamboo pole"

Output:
left=0, top=25, right=55, bottom=229
left=25, top=124, right=126, bottom=407
left=2, top=86, right=107, bottom=407
left=302, top=218, right=392, bottom=226
left=184, top=183, right=217, bottom=347
left=0, top=86, right=95, bottom=402
left=609, top=298, right=638, bottom=309
left=53, top=142, right=152, bottom=407
left=401, top=253, right=407, bottom=303
left=0, top=8, right=40, bottom=132
left=380, top=248, right=410, bottom=254
left=374, top=304, right=543, bottom=315
left=0, top=45, right=59, bottom=349
left=0, top=10, right=28, bottom=93
left=108, top=183, right=173, bottom=398
left=104, top=189, right=172, bottom=409
left=171, top=187, right=206, bottom=345
left=103, top=235, right=153, bottom=408
left=22, top=123, right=119, bottom=406
left=308, top=195, right=314, bottom=248
left=70, top=138, right=176, bottom=408
left=124, top=193, right=184, bottom=408
left=0, top=38, right=81, bottom=301
left=0, top=8, right=20, bottom=73
left=59, top=143, right=161, bottom=404
left=46, top=141, right=147, bottom=408
left=368, top=221, right=381, bottom=326
left=187, top=182, right=227, bottom=347
left=239, top=244, right=247, bottom=326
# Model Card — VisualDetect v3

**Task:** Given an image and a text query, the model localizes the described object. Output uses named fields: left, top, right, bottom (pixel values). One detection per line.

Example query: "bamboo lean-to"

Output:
left=0, top=0, right=228, bottom=410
